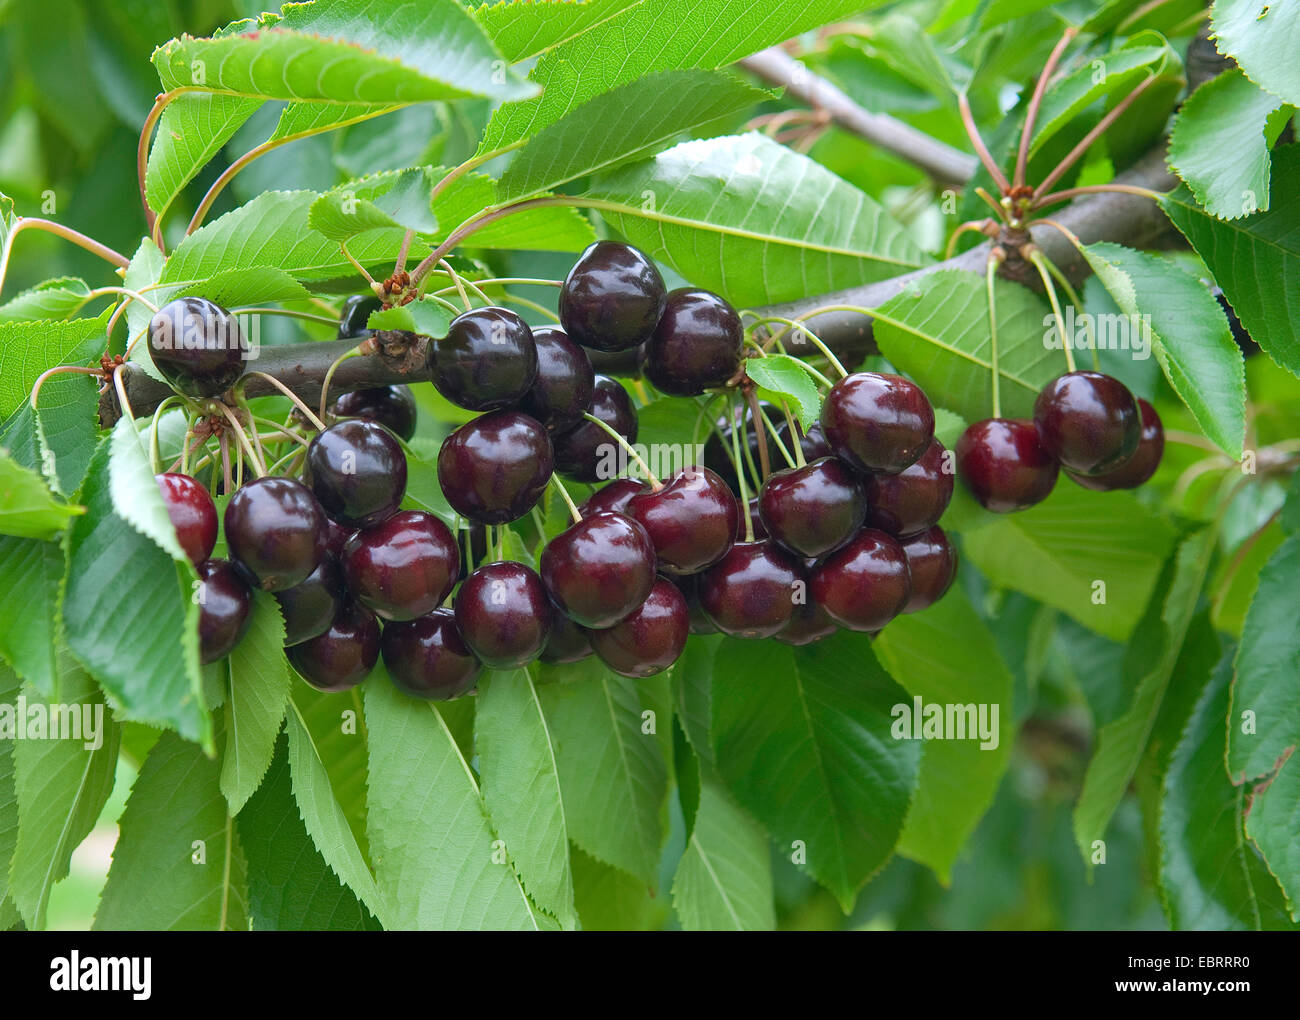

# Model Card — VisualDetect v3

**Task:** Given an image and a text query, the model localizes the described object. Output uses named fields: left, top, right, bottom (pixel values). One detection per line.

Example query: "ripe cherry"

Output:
left=956, top=419, right=1058, bottom=513
left=306, top=419, right=407, bottom=528
left=580, top=477, right=647, bottom=517
left=627, top=466, right=738, bottom=575
left=196, top=559, right=252, bottom=664
left=775, top=599, right=837, bottom=647
left=552, top=376, right=638, bottom=482
left=586, top=578, right=689, bottom=678
left=330, top=385, right=417, bottom=441
left=758, top=456, right=866, bottom=558
left=337, top=295, right=382, bottom=339
left=437, top=410, right=553, bottom=524
left=518, top=327, right=594, bottom=430
left=148, top=297, right=245, bottom=398
left=275, top=556, right=345, bottom=646
left=431, top=306, right=538, bottom=411
left=381, top=608, right=482, bottom=701
left=156, top=472, right=218, bottom=566
left=540, top=511, right=657, bottom=628
left=1068, top=398, right=1164, bottom=491
left=900, top=526, right=957, bottom=613
left=224, top=476, right=327, bottom=591
left=821, top=372, right=935, bottom=474
left=560, top=241, right=666, bottom=352
left=641, top=289, right=742, bottom=396
left=811, top=528, right=911, bottom=632
left=287, top=601, right=381, bottom=692
left=540, top=608, right=594, bottom=664
left=1033, top=371, right=1140, bottom=476
left=667, top=572, right=718, bottom=635
left=341, top=510, right=458, bottom=621
left=324, top=518, right=354, bottom=559
left=454, top=561, right=552, bottom=669
left=865, top=438, right=954, bottom=537
left=698, top=540, right=804, bottom=639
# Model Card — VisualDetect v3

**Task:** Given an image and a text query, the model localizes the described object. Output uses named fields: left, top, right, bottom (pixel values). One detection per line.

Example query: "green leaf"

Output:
left=364, top=672, right=546, bottom=929
left=108, top=418, right=191, bottom=563
left=220, top=592, right=290, bottom=814
left=474, top=0, right=643, bottom=63
left=8, top=667, right=119, bottom=929
left=122, top=240, right=166, bottom=378
left=1245, top=752, right=1300, bottom=923
left=872, top=269, right=1058, bottom=424
left=498, top=70, right=769, bottom=203
left=571, top=843, right=666, bottom=930
left=873, top=587, right=1013, bottom=883
left=0, top=667, right=17, bottom=912
left=673, top=633, right=720, bottom=764
left=432, top=170, right=596, bottom=253
left=95, top=731, right=249, bottom=930
left=1162, top=145, right=1300, bottom=378
left=1212, top=0, right=1300, bottom=107
left=474, top=669, right=578, bottom=929
left=145, top=94, right=261, bottom=219
left=268, top=101, right=401, bottom=144
left=0, top=537, right=63, bottom=697
left=1168, top=69, right=1290, bottom=220
left=2, top=365, right=99, bottom=498
left=0, top=450, right=82, bottom=540
left=743, top=354, right=822, bottom=431
left=0, top=309, right=109, bottom=421
left=1082, top=242, right=1246, bottom=456
left=1230, top=533, right=1300, bottom=784
left=173, top=265, right=313, bottom=310
left=537, top=666, right=667, bottom=885
left=711, top=632, right=921, bottom=912
left=0, top=277, right=93, bottom=322
left=310, top=167, right=440, bottom=242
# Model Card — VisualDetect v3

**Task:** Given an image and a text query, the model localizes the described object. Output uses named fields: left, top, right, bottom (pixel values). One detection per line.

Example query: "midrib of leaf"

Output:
left=34, top=752, right=97, bottom=927
left=600, top=675, right=656, bottom=875
left=790, top=669, right=850, bottom=897
left=1162, top=193, right=1298, bottom=257
left=686, top=830, right=745, bottom=930
left=219, top=810, right=235, bottom=932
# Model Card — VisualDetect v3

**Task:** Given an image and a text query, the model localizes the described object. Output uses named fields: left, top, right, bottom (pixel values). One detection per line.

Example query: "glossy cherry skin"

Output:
left=437, top=410, right=553, bottom=524
left=287, top=601, right=381, bottom=692
left=337, top=294, right=381, bottom=339
left=381, top=607, right=482, bottom=701
left=540, top=608, right=594, bottom=664
left=900, top=526, right=957, bottom=614
left=330, top=385, right=417, bottom=441
left=156, top=472, right=218, bottom=566
left=341, top=511, right=458, bottom=621
left=148, top=297, right=245, bottom=398
left=956, top=418, right=1058, bottom=513
left=698, top=540, right=804, bottom=639
left=585, top=578, right=689, bottom=678
left=559, top=241, right=666, bottom=353
left=274, top=556, right=345, bottom=646
left=540, top=511, right=657, bottom=628
left=865, top=438, right=954, bottom=538
left=518, top=327, right=594, bottom=430
left=454, top=561, right=553, bottom=669
left=580, top=478, right=647, bottom=517
left=552, top=376, right=638, bottom=482
left=1068, top=398, right=1164, bottom=491
left=431, top=306, right=538, bottom=411
left=306, top=419, right=407, bottom=528
left=324, top=518, right=354, bottom=559
left=775, top=598, right=837, bottom=647
left=759, top=456, right=866, bottom=558
left=821, top=372, right=935, bottom=475
left=627, top=466, right=738, bottom=575
left=811, top=528, right=911, bottom=632
left=1033, top=371, right=1140, bottom=476
left=224, top=476, right=327, bottom=591
left=197, top=559, right=252, bottom=664
left=668, top=572, right=718, bottom=635
left=641, top=289, right=742, bottom=396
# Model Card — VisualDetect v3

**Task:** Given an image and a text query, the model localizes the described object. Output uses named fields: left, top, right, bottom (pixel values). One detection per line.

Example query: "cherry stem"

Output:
left=1015, top=27, right=1079, bottom=191
left=757, top=403, right=797, bottom=469
left=580, top=412, right=661, bottom=488
left=973, top=186, right=1007, bottom=222
left=729, top=394, right=754, bottom=543
left=137, top=88, right=196, bottom=242
left=958, top=92, right=1011, bottom=195
left=318, top=345, right=364, bottom=422
left=549, top=474, right=583, bottom=524
left=1028, top=249, right=1075, bottom=373
left=986, top=250, right=1005, bottom=420
left=147, top=396, right=184, bottom=474
left=1037, top=254, right=1099, bottom=370
left=0, top=219, right=130, bottom=301
left=249, top=414, right=311, bottom=448
left=1032, top=183, right=1165, bottom=208
left=945, top=218, right=997, bottom=259
left=215, top=402, right=266, bottom=477
left=112, top=364, right=137, bottom=423
left=749, top=314, right=848, bottom=378
left=779, top=401, right=806, bottom=468
left=410, top=196, right=571, bottom=289
left=394, top=229, right=415, bottom=276
left=243, top=371, right=327, bottom=431
left=29, top=364, right=100, bottom=413
left=339, top=240, right=379, bottom=290
left=744, top=388, right=772, bottom=481
left=219, top=432, right=233, bottom=496
left=232, top=307, right=341, bottom=326
left=442, top=259, right=473, bottom=310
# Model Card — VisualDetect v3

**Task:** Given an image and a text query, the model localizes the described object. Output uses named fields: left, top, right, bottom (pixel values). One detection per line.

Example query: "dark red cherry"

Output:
left=156, top=472, right=218, bottom=566
left=518, top=327, right=594, bottom=430
left=431, top=306, right=538, bottom=411
left=774, top=599, right=837, bottom=646
left=337, top=294, right=382, bottom=339
left=454, top=561, right=552, bottom=669
left=865, top=438, right=954, bottom=537
left=627, top=466, right=738, bottom=575
left=821, top=372, right=935, bottom=474
left=540, top=607, right=594, bottom=664
left=579, top=477, right=647, bottom=517
left=147, top=296, right=245, bottom=397
left=758, top=456, right=866, bottom=558
left=437, top=410, right=553, bottom=524
left=305, top=419, right=407, bottom=528
left=641, top=289, right=742, bottom=396
left=1068, top=398, right=1164, bottom=491
left=324, top=519, right=354, bottom=559
left=381, top=607, right=482, bottom=701
left=224, top=476, right=327, bottom=591
left=665, top=572, right=717, bottom=635
left=900, top=526, right=957, bottom=613
left=275, top=556, right=345, bottom=646
left=540, top=511, right=656, bottom=628
left=1033, top=371, right=1140, bottom=476
left=585, top=578, right=688, bottom=678
left=956, top=418, right=1058, bottom=513
left=330, top=385, right=417, bottom=441
left=698, top=540, right=803, bottom=639
left=286, top=601, right=381, bottom=692
left=341, top=511, right=458, bottom=621
left=552, top=376, right=638, bottom=482
left=196, top=559, right=252, bottom=664
left=811, top=528, right=911, bottom=632
left=559, top=241, right=666, bottom=353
